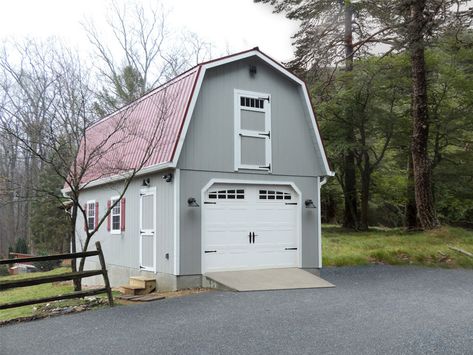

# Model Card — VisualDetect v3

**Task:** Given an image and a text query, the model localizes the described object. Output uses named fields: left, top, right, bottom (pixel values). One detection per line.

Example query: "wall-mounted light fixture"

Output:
left=187, top=197, right=200, bottom=207
left=305, top=199, right=316, bottom=208
left=142, top=178, right=150, bottom=187
left=162, top=173, right=173, bottom=183
left=249, top=65, right=257, bottom=77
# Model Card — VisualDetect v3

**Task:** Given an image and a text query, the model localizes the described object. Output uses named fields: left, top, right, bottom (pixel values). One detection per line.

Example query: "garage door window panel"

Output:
left=259, top=190, right=292, bottom=201
left=208, top=189, right=245, bottom=200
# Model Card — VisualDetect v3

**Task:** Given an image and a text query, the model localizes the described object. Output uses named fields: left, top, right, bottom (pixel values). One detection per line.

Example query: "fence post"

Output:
left=95, top=241, right=114, bottom=306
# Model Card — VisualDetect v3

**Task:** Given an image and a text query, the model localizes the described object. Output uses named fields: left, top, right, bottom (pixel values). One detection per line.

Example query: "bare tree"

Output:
left=0, top=39, right=60, bottom=254
left=82, top=0, right=209, bottom=115
left=0, top=39, right=178, bottom=290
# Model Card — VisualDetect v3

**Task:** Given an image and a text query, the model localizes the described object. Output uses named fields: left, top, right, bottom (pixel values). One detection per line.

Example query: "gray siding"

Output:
left=177, top=56, right=325, bottom=176
left=179, top=170, right=320, bottom=275
left=77, top=171, right=176, bottom=276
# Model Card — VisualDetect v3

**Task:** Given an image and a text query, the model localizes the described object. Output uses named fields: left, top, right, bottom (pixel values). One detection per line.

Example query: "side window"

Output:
left=108, top=197, right=126, bottom=234
left=111, top=198, right=121, bottom=233
left=87, top=201, right=96, bottom=231
left=234, top=90, right=271, bottom=171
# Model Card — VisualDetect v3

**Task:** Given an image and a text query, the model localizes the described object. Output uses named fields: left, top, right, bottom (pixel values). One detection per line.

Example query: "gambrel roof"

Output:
left=75, top=48, right=333, bottom=188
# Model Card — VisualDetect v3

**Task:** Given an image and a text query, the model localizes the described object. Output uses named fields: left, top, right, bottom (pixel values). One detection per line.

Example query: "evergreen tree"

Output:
left=94, top=65, right=146, bottom=117
left=29, top=137, right=72, bottom=254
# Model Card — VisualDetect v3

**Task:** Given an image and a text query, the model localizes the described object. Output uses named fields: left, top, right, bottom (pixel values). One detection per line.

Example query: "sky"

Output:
left=0, top=0, right=299, bottom=63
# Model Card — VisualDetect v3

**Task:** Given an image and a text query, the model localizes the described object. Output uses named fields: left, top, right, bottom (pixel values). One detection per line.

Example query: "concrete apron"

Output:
left=204, top=268, right=335, bottom=292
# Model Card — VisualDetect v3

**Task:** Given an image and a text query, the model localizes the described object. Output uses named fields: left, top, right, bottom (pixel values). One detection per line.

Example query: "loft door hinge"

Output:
left=258, top=131, right=270, bottom=139
left=259, top=163, right=271, bottom=170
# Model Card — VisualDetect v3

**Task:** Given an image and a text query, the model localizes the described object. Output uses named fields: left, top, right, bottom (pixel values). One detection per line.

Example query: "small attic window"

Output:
left=240, top=96, right=264, bottom=109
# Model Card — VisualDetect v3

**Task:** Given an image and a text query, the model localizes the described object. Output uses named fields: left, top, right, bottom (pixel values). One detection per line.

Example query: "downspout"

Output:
left=320, top=176, right=328, bottom=187
left=317, top=173, right=334, bottom=269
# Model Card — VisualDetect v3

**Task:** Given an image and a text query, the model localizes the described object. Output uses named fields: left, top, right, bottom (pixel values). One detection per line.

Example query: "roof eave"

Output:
left=61, top=162, right=175, bottom=195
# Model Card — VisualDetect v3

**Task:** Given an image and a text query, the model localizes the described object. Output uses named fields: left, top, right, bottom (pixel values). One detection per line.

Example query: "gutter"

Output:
left=61, top=162, right=175, bottom=195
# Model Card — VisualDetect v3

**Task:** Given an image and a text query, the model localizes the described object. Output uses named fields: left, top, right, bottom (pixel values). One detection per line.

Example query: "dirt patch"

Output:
left=115, top=288, right=212, bottom=304
left=0, top=297, right=108, bottom=327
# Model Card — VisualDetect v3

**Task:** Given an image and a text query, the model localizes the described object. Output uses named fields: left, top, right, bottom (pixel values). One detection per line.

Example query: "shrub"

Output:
left=0, top=265, right=9, bottom=276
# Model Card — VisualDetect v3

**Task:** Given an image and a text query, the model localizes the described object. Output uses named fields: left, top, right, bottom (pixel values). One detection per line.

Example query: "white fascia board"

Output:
left=172, top=49, right=334, bottom=177
left=61, top=162, right=174, bottom=194
left=171, top=66, right=205, bottom=167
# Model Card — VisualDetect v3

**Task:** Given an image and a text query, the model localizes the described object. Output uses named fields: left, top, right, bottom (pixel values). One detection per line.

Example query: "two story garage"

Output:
left=74, top=48, right=333, bottom=290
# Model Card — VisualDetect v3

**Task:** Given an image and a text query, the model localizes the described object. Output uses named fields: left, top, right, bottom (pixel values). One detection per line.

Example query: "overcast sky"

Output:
left=0, top=0, right=298, bottom=63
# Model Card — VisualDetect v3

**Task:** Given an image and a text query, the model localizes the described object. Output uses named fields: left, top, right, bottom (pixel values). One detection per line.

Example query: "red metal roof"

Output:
left=76, top=67, right=200, bottom=186
left=71, top=47, right=332, bottom=188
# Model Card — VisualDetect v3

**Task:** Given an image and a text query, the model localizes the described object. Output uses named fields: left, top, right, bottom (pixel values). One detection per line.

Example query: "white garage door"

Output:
left=202, top=184, right=300, bottom=273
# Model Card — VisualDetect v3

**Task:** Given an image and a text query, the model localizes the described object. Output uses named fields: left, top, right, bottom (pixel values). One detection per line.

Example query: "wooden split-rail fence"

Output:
left=0, top=241, right=113, bottom=310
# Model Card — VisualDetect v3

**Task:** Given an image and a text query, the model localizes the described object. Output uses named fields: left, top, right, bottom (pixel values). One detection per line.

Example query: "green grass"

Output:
left=322, top=225, right=473, bottom=268
left=0, top=267, right=111, bottom=322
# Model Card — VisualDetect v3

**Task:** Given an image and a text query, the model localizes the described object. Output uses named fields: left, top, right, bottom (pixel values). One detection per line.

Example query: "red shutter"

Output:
left=83, top=203, right=87, bottom=231
left=120, top=198, right=126, bottom=231
left=107, top=200, right=111, bottom=232
left=95, top=201, right=99, bottom=229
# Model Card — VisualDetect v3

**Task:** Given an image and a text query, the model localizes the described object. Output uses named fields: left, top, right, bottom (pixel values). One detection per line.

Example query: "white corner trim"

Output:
left=200, top=178, right=302, bottom=274
left=317, top=177, right=322, bottom=268
left=173, top=168, right=180, bottom=275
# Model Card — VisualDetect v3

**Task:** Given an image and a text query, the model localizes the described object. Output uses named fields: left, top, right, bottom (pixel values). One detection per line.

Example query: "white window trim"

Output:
left=86, top=200, right=96, bottom=232
left=110, top=196, right=122, bottom=235
left=234, top=89, right=272, bottom=172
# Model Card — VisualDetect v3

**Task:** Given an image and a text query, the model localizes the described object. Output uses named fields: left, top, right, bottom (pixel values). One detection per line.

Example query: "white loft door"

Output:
left=140, top=188, right=156, bottom=272
left=234, top=90, right=272, bottom=171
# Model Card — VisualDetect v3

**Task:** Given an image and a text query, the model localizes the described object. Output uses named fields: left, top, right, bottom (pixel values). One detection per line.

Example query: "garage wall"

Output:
left=76, top=170, right=176, bottom=275
left=177, top=56, right=325, bottom=176
left=179, top=169, right=320, bottom=275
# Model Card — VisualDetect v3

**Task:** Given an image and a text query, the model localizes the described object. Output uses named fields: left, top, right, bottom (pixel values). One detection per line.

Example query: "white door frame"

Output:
left=200, top=179, right=302, bottom=274
left=139, top=186, right=156, bottom=272
left=234, top=89, right=272, bottom=172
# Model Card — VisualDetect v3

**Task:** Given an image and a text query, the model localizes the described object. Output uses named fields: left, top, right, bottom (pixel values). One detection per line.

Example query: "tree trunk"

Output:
left=409, top=0, right=440, bottom=230
left=70, top=203, right=81, bottom=291
left=342, top=2, right=359, bottom=230
left=359, top=153, right=371, bottom=231
left=405, top=151, right=419, bottom=230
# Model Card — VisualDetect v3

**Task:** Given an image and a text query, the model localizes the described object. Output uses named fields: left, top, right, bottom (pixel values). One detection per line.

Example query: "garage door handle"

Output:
left=248, top=232, right=252, bottom=244
left=285, top=247, right=297, bottom=251
left=204, top=250, right=217, bottom=253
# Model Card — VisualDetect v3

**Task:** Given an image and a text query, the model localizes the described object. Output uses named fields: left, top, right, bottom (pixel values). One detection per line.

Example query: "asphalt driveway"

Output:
left=1, top=266, right=472, bottom=355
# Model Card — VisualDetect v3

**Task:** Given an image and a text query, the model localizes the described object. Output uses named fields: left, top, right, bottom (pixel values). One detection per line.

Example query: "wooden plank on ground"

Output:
left=448, top=245, right=473, bottom=258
